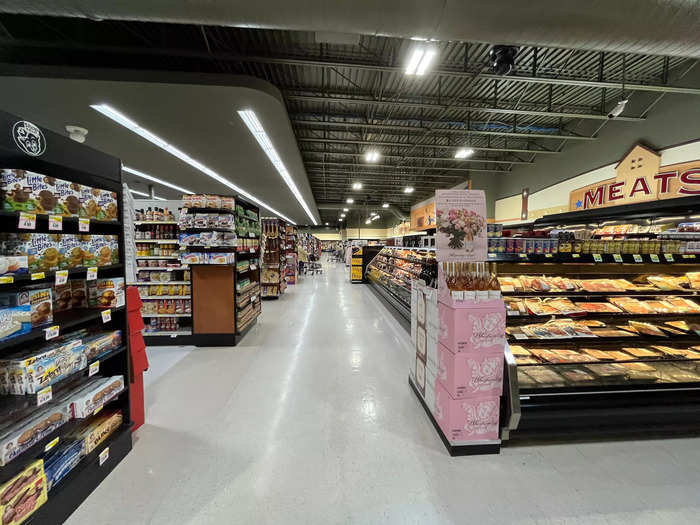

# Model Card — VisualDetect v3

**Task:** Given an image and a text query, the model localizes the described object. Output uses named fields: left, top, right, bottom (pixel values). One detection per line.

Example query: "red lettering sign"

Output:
left=629, top=176, right=651, bottom=197
left=583, top=186, right=605, bottom=209
left=608, top=181, right=624, bottom=201
left=679, top=169, right=700, bottom=195
left=654, top=171, right=677, bottom=193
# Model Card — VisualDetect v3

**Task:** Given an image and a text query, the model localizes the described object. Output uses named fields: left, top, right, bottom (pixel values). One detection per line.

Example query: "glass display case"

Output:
left=496, top=195, right=700, bottom=440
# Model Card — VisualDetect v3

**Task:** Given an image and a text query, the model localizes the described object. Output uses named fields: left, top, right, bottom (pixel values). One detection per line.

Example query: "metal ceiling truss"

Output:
left=297, top=137, right=559, bottom=154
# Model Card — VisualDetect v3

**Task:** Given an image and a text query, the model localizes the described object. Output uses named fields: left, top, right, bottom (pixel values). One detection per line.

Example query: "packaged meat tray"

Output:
left=547, top=298, right=584, bottom=315
left=575, top=302, right=623, bottom=314
left=524, top=299, right=558, bottom=316
left=642, top=300, right=675, bottom=313
left=606, top=351, right=636, bottom=361
left=517, top=369, right=537, bottom=388
left=559, top=367, right=598, bottom=384
left=608, top=297, right=655, bottom=315
left=582, top=349, right=615, bottom=361
left=516, top=356, right=539, bottom=365
left=626, top=321, right=667, bottom=337
left=589, top=328, right=636, bottom=338
left=647, top=275, right=687, bottom=291
left=525, top=367, right=566, bottom=387
left=650, top=345, right=689, bottom=358
left=619, top=362, right=659, bottom=382
left=622, top=347, right=662, bottom=358
left=687, top=272, right=700, bottom=290
left=665, top=297, right=700, bottom=313
left=546, top=350, right=591, bottom=363
left=508, top=345, right=530, bottom=356
left=584, top=363, right=627, bottom=378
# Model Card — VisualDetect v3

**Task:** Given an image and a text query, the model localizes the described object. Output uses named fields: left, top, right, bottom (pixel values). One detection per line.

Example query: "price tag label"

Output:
left=633, top=254, right=643, bottom=263
left=89, top=360, right=100, bottom=377
left=99, top=447, right=109, bottom=466
left=249, top=233, right=255, bottom=238
left=593, top=254, right=602, bottom=262
left=93, top=405, right=103, bottom=416
left=78, top=218, right=90, bottom=232
left=250, top=265, right=256, bottom=271
left=513, top=333, right=528, bottom=340
left=18, top=212, right=36, bottom=229
left=487, top=253, right=496, bottom=259
left=55, top=270, right=68, bottom=285
left=250, top=248, right=255, bottom=253
left=650, top=254, right=660, bottom=263
left=48, top=214, right=63, bottom=231
left=86, top=267, right=98, bottom=281
left=45, top=325, right=59, bottom=340
left=518, top=253, right=528, bottom=259
left=101, top=309, right=111, bottom=323
left=682, top=254, right=696, bottom=259
left=664, top=253, right=675, bottom=262
left=613, top=254, right=623, bottom=263
left=31, top=272, right=45, bottom=280
left=251, top=295, right=257, bottom=302
left=170, top=333, right=177, bottom=338
left=37, top=386, right=52, bottom=406
left=544, top=253, right=553, bottom=258
left=0, top=276, right=13, bottom=284
left=571, top=253, right=581, bottom=259
left=44, top=437, right=60, bottom=452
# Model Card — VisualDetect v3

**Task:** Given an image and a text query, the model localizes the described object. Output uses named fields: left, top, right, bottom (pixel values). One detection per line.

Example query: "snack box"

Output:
left=220, top=196, right=235, bottom=210
left=96, top=190, right=119, bottom=221
left=204, top=194, right=221, bottom=208
left=69, top=375, right=124, bottom=418
left=0, top=287, right=53, bottom=327
left=0, top=400, right=72, bottom=466
left=82, top=330, right=122, bottom=361
left=438, top=300, right=506, bottom=353
left=4, top=233, right=62, bottom=273
left=0, top=305, right=31, bottom=344
left=87, top=277, right=125, bottom=309
left=52, top=283, right=72, bottom=312
left=78, top=185, right=101, bottom=219
left=69, top=409, right=122, bottom=456
left=70, top=280, right=88, bottom=309
left=437, top=341, right=504, bottom=398
left=106, top=234, right=120, bottom=265
left=58, top=234, right=84, bottom=270
left=0, top=169, right=67, bottom=215
left=89, top=235, right=114, bottom=267
left=41, top=438, right=83, bottom=491
left=0, top=256, right=28, bottom=277
left=54, top=179, right=82, bottom=217
left=0, top=459, right=48, bottom=525
left=79, top=235, right=96, bottom=267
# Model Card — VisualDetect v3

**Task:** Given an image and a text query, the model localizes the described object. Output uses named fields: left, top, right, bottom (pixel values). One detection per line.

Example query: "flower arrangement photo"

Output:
left=436, top=208, right=485, bottom=249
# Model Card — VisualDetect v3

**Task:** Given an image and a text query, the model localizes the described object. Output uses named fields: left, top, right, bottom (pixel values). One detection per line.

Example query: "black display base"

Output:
left=366, top=281, right=411, bottom=332
left=261, top=296, right=279, bottom=300
left=30, top=424, right=132, bottom=524
left=408, top=377, right=501, bottom=457
left=144, top=334, right=199, bottom=346
left=191, top=333, right=237, bottom=347
left=235, top=318, right=257, bottom=345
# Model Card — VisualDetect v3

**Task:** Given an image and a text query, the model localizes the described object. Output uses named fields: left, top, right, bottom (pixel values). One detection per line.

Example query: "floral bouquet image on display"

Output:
left=436, top=208, right=485, bottom=250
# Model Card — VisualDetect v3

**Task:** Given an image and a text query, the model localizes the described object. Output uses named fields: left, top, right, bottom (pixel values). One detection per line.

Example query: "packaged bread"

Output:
left=0, top=458, right=48, bottom=525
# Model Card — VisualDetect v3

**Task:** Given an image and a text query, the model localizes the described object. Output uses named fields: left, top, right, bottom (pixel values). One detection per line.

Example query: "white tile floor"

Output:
left=66, top=261, right=700, bottom=524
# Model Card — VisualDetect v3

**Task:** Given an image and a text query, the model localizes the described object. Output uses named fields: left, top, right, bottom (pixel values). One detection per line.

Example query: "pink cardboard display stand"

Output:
left=432, top=380, right=500, bottom=442
left=437, top=342, right=504, bottom=399
left=438, top=300, right=506, bottom=354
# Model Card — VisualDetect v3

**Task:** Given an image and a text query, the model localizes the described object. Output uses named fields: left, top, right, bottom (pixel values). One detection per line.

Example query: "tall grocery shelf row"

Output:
left=261, top=218, right=286, bottom=299
left=0, top=110, right=132, bottom=524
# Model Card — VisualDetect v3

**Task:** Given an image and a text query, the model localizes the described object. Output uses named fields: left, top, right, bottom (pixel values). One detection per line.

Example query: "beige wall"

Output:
left=313, top=232, right=342, bottom=241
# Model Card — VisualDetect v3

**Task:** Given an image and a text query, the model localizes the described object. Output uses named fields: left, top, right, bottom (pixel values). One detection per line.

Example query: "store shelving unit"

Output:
left=499, top=197, right=700, bottom=442
left=284, top=225, right=297, bottom=285
left=234, top=200, right=261, bottom=337
left=0, top=110, right=131, bottom=523
left=261, top=218, right=286, bottom=299
left=365, top=246, right=436, bottom=329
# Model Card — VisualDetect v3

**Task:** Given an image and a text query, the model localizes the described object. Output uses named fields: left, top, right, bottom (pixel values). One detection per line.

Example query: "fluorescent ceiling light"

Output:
left=364, top=150, right=380, bottom=162
left=454, top=148, right=475, bottom=159
left=405, top=45, right=437, bottom=76
left=352, top=182, right=363, bottom=190
left=90, top=103, right=298, bottom=225
left=123, top=166, right=193, bottom=194
left=343, top=208, right=349, bottom=212
left=404, top=186, right=415, bottom=193
left=372, top=215, right=380, bottom=221
left=129, top=189, right=166, bottom=201
left=237, top=109, right=316, bottom=224
left=346, top=198, right=354, bottom=204
left=325, top=222, right=329, bottom=225
left=382, top=203, right=389, bottom=208
left=365, top=219, right=371, bottom=224
left=339, top=218, right=343, bottom=222
left=340, top=213, right=346, bottom=217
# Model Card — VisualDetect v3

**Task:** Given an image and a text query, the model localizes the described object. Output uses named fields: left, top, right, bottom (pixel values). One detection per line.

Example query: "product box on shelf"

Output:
left=437, top=342, right=504, bottom=399
left=52, top=283, right=72, bottom=312
left=0, top=400, right=72, bottom=465
left=58, top=234, right=84, bottom=270
left=4, top=233, right=62, bottom=273
left=69, top=409, right=122, bottom=456
left=69, top=375, right=124, bottom=418
left=437, top=299, right=506, bottom=354
left=0, top=256, right=28, bottom=277
left=0, top=458, right=48, bottom=525
left=70, top=279, right=88, bottom=309
left=87, top=277, right=125, bottom=308
left=89, top=235, right=116, bottom=267
left=0, top=305, right=31, bottom=342
left=82, top=330, right=122, bottom=361
left=0, top=169, right=68, bottom=215
left=42, top=438, right=83, bottom=491
left=0, top=286, right=53, bottom=327
left=79, top=185, right=100, bottom=219
left=433, top=380, right=500, bottom=442
left=96, top=190, right=119, bottom=221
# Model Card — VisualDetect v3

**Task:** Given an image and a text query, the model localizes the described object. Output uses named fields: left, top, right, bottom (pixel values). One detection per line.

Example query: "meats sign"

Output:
left=569, top=144, right=700, bottom=211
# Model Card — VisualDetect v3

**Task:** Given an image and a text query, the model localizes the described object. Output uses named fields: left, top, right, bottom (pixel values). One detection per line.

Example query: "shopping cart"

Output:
left=308, top=260, right=323, bottom=275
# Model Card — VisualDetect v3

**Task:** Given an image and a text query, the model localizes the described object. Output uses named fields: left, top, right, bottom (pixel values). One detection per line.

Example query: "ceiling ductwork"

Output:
left=1, top=1, right=700, bottom=58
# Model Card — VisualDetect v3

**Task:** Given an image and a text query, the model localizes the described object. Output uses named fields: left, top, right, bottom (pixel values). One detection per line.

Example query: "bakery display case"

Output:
left=0, top=110, right=132, bottom=524
left=498, top=196, right=700, bottom=441
left=366, top=246, right=437, bottom=326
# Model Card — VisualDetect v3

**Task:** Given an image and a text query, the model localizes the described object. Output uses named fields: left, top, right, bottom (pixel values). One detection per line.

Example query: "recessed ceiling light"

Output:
left=382, top=203, right=389, bottom=208
left=364, top=150, right=380, bottom=162
left=352, top=182, right=363, bottom=190
left=454, top=148, right=475, bottom=159
left=340, top=213, right=346, bottom=217
left=339, top=218, right=343, bottom=222
left=346, top=198, right=354, bottom=204
left=91, top=103, right=298, bottom=225
left=405, top=44, right=437, bottom=76
left=129, top=189, right=166, bottom=201
left=365, top=219, right=371, bottom=224
left=238, top=109, right=317, bottom=224
left=325, top=222, right=329, bottom=225
left=123, top=166, right=193, bottom=194
left=404, top=186, right=415, bottom=193
left=343, top=208, right=349, bottom=212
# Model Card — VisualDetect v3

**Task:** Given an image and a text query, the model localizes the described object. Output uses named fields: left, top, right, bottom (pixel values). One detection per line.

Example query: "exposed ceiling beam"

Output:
left=1, top=39, right=698, bottom=95
left=301, top=151, right=532, bottom=165
left=285, top=94, right=646, bottom=122
left=298, top=137, right=559, bottom=154
left=305, top=162, right=506, bottom=173
left=292, top=118, right=594, bottom=141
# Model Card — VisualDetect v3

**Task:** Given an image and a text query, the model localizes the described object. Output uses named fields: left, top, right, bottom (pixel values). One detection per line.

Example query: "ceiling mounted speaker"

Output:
left=489, top=45, right=518, bottom=76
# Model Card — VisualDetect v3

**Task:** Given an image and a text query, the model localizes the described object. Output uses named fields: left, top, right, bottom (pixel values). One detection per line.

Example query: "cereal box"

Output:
left=70, top=279, right=88, bottom=309
left=97, top=190, right=119, bottom=221
left=4, top=233, right=62, bottom=273
left=58, top=234, right=84, bottom=270
left=79, top=185, right=101, bottom=219
left=88, top=277, right=125, bottom=308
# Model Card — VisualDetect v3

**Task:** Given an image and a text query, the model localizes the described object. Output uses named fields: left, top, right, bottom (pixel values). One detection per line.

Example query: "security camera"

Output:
left=489, top=45, right=518, bottom=76
left=65, top=125, right=88, bottom=143
left=607, top=99, right=628, bottom=119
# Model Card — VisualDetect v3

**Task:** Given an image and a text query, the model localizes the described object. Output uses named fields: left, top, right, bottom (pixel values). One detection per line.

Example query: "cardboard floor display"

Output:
left=410, top=190, right=506, bottom=455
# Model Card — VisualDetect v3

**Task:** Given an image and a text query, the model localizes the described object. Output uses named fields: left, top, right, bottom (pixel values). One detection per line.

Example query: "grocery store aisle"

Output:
left=67, top=262, right=700, bottom=524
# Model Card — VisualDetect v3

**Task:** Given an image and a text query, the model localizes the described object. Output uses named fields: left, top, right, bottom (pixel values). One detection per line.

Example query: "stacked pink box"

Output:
left=432, top=297, right=506, bottom=442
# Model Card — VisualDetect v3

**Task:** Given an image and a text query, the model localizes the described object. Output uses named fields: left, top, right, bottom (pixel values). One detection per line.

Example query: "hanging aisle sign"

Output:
left=569, top=144, right=700, bottom=211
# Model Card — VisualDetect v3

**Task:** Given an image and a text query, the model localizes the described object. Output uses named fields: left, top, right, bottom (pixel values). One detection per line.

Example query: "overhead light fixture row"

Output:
left=352, top=182, right=363, bottom=190
left=405, top=44, right=437, bottom=76
left=343, top=208, right=349, bottom=212
left=90, top=103, right=298, bottom=225
left=237, top=109, right=317, bottom=224
left=364, top=150, right=380, bottom=162
left=123, top=166, right=193, bottom=194
left=382, top=203, right=390, bottom=208
left=346, top=198, right=354, bottom=204
left=454, top=148, right=475, bottom=159
left=340, top=213, right=346, bottom=218
left=404, top=186, right=415, bottom=193
left=129, top=188, right=166, bottom=201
